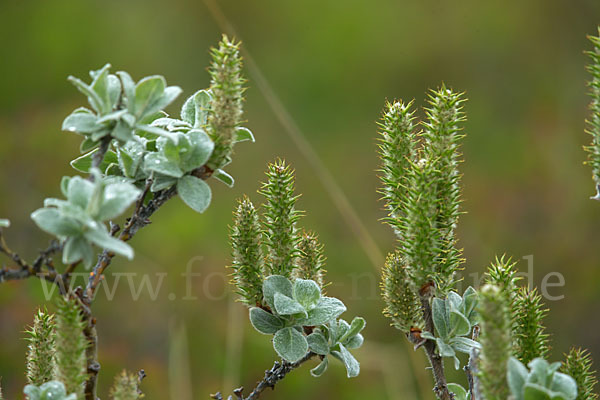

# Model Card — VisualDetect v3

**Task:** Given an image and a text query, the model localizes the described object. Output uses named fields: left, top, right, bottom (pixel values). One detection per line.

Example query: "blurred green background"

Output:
left=1, top=0, right=600, bottom=398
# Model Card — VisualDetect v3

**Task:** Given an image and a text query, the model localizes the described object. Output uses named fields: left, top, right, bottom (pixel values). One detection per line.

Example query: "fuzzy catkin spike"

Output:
left=206, top=34, right=246, bottom=170
left=381, top=250, right=423, bottom=333
left=485, top=255, right=521, bottom=331
left=294, top=230, right=326, bottom=288
left=229, top=196, right=264, bottom=306
left=378, top=100, right=417, bottom=239
left=513, top=287, right=549, bottom=364
left=585, top=27, right=600, bottom=199
left=420, top=85, right=466, bottom=292
left=110, top=370, right=142, bottom=400
left=478, top=284, right=512, bottom=400
left=401, top=157, right=442, bottom=289
left=260, top=160, right=301, bottom=278
left=563, top=348, right=599, bottom=400
left=25, top=308, right=56, bottom=386
left=54, top=296, right=87, bottom=399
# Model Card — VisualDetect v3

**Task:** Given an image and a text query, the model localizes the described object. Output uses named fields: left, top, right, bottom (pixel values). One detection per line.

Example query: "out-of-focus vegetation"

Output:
left=1, top=1, right=599, bottom=399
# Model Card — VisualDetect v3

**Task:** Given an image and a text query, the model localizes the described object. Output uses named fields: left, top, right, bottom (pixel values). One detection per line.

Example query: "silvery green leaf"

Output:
left=0, top=219, right=10, bottom=228
left=31, top=208, right=82, bottom=237
left=62, top=110, right=99, bottom=134
left=38, top=380, right=75, bottom=400
left=181, top=89, right=212, bottom=127
left=345, top=333, right=363, bottom=349
left=213, top=169, right=234, bottom=187
left=84, top=225, right=133, bottom=260
left=136, top=124, right=180, bottom=144
left=249, top=307, right=284, bottom=334
left=447, top=291, right=463, bottom=312
left=111, top=119, right=134, bottom=142
left=508, top=357, right=529, bottom=400
left=70, top=149, right=118, bottom=174
left=63, top=235, right=94, bottom=268
left=134, top=76, right=166, bottom=119
left=449, top=337, right=480, bottom=354
left=106, top=74, right=121, bottom=109
left=550, top=372, right=577, bottom=400
left=462, top=286, right=478, bottom=322
left=97, top=109, right=128, bottom=124
left=447, top=383, right=468, bottom=400
left=334, top=319, right=350, bottom=342
left=144, top=153, right=184, bottom=178
left=307, top=332, right=330, bottom=355
left=332, top=343, right=360, bottom=378
left=297, top=296, right=347, bottom=326
left=180, top=129, right=214, bottom=172
left=432, top=297, right=449, bottom=339
left=67, top=75, right=104, bottom=114
left=80, top=137, right=98, bottom=153
left=274, top=292, right=307, bottom=316
left=97, top=181, right=141, bottom=221
left=293, top=278, right=321, bottom=310
left=151, top=174, right=177, bottom=192
left=310, top=357, right=328, bottom=377
left=117, top=142, right=144, bottom=178
left=262, top=275, right=294, bottom=310
left=90, top=129, right=111, bottom=142
left=23, top=384, right=41, bottom=399
left=449, top=309, right=471, bottom=337
left=177, top=175, right=212, bottom=213
left=151, top=117, right=190, bottom=130
left=67, top=176, right=94, bottom=209
left=235, top=127, right=255, bottom=143
left=339, top=317, right=366, bottom=344
left=273, top=327, right=308, bottom=363
left=89, top=64, right=112, bottom=114
left=523, top=383, right=553, bottom=400
left=60, top=176, right=71, bottom=197
left=117, top=71, right=135, bottom=110
left=435, top=338, right=455, bottom=357
left=421, top=331, right=436, bottom=340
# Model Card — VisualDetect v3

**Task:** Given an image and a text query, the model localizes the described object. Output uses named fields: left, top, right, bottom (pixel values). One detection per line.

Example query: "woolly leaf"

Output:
left=310, top=357, right=329, bottom=377
left=307, top=332, right=330, bottom=355
left=273, top=327, right=308, bottom=363
left=249, top=307, right=283, bottom=335
left=262, top=275, right=293, bottom=310
left=177, top=175, right=212, bottom=213
left=293, top=278, right=321, bottom=310
left=297, top=296, right=346, bottom=326
left=332, top=343, right=360, bottom=378
left=273, top=292, right=307, bottom=317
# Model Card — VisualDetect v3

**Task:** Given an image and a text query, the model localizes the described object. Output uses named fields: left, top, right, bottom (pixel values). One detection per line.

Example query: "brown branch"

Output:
left=211, top=352, right=316, bottom=400
left=464, top=326, right=480, bottom=400
left=420, top=292, right=453, bottom=400
left=81, top=165, right=213, bottom=399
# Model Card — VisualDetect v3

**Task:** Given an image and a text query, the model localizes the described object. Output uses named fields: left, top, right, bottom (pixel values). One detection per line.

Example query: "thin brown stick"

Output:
left=420, top=296, right=453, bottom=400
left=212, top=352, right=316, bottom=400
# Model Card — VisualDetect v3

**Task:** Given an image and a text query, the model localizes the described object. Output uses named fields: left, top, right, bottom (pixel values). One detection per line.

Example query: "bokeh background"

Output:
left=1, top=0, right=600, bottom=398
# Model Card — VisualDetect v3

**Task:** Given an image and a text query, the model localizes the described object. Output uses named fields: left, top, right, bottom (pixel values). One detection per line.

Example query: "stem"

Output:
left=420, top=297, right=453, bottom=400
left=212, top=352, right=316, bottom=400
left=465, top=326, right=480, bottom=400
left=91, top=137, right=112, bottom=173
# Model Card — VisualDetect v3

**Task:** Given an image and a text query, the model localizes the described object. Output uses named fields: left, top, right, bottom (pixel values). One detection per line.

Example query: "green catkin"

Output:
left=294, top=230, right=326, bottom=288
left=259, top=160, right=301, bottom=278
left=478, top=284, right=512, bottom=400
left=563, top=348, right=599, bottom=400
left=585, top=27, right=600, bottom=199
left=401, top=157, right=442, bottom=290
left=229, top=195, right=264, bottom=306
left=420, top=86, right=466, bottom=292
left=54, top=296, right=87, bottom=399
left=110, top=370, right=142, bottom=400
left=378, top=100, right=417, bottom=239
left=381, top=250, right=423, bottom=333
left=513, top=287, right=549, bottom=364
left=25, top=308, right=56, bottom=386
left=206, top=34, right=246, bottom=171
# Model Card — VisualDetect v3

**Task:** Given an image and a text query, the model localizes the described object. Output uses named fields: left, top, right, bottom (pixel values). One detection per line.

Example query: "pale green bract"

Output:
left=30, top=170, right=140, bottom=268
left=23, top=381, right=77, bottom=400
left=248, top=275, right=365, bottom=378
